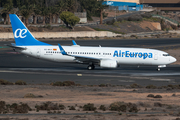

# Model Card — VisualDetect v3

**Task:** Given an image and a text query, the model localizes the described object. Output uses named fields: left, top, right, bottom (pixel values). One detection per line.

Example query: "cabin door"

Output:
left=154, top=52, right=158, bottom=60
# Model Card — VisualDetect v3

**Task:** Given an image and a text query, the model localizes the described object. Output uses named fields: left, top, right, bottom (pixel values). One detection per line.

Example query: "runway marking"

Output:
left=77, top=74, right=82, bottom=76
left=118, top=80, right=134, bottom=82
left=150, top=79, right=172, bottom=82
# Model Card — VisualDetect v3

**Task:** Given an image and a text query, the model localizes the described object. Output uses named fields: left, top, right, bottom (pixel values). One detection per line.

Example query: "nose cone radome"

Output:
left=171, top=57, right=177, bottom=63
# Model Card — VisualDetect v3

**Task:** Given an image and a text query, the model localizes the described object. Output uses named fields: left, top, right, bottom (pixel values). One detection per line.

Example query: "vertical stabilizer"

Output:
left=9, top=14, right=50, bottom=46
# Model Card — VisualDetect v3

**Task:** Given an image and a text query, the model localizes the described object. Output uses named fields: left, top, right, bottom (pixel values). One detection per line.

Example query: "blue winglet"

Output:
left=58, top=44, right=68, bottom=55
left=72, top=40, right=77, bottom=45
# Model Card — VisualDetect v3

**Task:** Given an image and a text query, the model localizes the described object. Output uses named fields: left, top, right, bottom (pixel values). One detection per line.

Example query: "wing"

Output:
left=58, top=43, right=102, bottom=64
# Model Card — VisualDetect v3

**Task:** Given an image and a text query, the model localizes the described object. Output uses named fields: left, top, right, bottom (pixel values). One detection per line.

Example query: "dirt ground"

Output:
left=1, top=84, right=180, bottom=120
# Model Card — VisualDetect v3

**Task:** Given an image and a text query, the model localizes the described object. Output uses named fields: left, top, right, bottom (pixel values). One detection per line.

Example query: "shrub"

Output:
left=83, top=103, right=96, bottom=111
left=154, top=95, right=162, bottom=98
left=23, top=93, right=36, bottom=98
left=154, top=102, right=163, bottom=107
left=146, top=85, right=157, bottom=89
left=0, top=79, right=13, bottom=85
left=171, top=24, right=178, bottom=30
left=106, top=19, right=115, bottom=25
left=128, top=15, right=142, bottom=21
left=59, top=104, right=66, bottom=110
left=0, top=101, right=6, bottom=113
left=63, top=81, right=75, bottom=86
left=51, top=81, right=63, bottom=86
left=110, top=102, right=139, bottom=113
left=168, top=85, right=180, bottom=89
left=128, top=104, right=138, bottom=113
left=130, top=83, right=142, bottom=88
left=51, top=81, right=75, bottom=86
left=69, top=106, right=76, bottom=110
left=99, top=105, right=106, bottom=111
left=109, top=102, right=126, bottom=112
left=141, top=13, right=152, bottom=18
left=147, top=94, right=154, bottom=98
left=12, top=103, right=31, bottom=113
left=15, top=80, right=27, bottom=85
left=117, top=18, right=123, bottom=22
left=44, top=24, right=52, bottom=30
left=35, top=102, right=60, bottom=110
left=10, top=103, right=18, bottom=109
left=130, top=35, right=137, bottom=38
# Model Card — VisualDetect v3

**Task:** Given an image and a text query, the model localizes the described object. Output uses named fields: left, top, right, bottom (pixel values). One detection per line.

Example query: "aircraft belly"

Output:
left=117, top=57, right=152, bottom=65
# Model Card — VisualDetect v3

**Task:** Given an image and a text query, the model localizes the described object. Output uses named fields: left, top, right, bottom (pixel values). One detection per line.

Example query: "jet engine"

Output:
left=100, top=60, right=118, bottom=68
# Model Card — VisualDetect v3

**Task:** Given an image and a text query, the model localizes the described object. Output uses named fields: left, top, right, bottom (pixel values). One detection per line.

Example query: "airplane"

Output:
left=7, top=14, right=176, bottom=71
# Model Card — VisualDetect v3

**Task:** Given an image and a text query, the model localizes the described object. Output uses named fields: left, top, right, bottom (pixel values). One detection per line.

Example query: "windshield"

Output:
left=163, top=54, right=170, bottom=56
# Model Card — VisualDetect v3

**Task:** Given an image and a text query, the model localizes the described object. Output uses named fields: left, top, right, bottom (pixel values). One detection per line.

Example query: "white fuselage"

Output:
left=18, top=45, right=176, bottom=66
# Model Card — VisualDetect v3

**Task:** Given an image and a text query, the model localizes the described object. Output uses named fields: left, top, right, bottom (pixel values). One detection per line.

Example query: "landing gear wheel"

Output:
left=157, top=68, right=160, bottom=71
left=87, top=65, right=95, bottom=70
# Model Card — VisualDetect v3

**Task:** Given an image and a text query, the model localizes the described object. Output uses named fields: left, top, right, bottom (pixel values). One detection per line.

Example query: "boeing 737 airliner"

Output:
left=8, top=14, right=176, bottom=71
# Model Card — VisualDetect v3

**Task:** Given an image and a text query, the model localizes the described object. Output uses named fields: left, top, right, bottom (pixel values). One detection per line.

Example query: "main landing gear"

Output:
left=87, top=64, right=95, bottom=70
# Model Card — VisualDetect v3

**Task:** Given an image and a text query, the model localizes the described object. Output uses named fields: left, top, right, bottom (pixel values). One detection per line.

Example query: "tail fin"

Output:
left=9, top=14, right=51, bottom=46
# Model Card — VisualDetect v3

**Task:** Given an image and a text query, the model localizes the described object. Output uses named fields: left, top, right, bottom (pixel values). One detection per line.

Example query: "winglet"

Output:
left=58, top=44, right=68, bottom=55
left=72, top=40, right=77, bottom=45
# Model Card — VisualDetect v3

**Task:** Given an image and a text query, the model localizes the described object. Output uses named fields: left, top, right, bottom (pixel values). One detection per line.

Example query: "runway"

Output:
left=0, top=38, right=180, bottom=86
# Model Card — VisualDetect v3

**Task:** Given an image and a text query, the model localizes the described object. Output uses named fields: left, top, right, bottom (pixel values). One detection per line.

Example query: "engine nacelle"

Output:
left=100, top=60, right=118, bottom=68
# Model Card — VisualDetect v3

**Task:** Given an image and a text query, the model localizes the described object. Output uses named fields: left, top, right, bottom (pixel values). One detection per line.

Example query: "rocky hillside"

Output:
left=90, top=12, right=179, bottom=34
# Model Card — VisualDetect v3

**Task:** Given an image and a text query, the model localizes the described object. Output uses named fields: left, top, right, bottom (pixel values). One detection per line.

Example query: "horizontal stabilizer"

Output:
left=5, top=44, right=26, bottom=50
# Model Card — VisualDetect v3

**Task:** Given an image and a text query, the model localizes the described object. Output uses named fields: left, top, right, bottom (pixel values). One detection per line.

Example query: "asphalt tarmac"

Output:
left=0, top=38, right=180, bottom=86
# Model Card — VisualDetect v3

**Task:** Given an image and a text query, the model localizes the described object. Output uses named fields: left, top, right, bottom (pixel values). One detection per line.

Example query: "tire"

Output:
left=87, top=65, right=95, bottom=70
left=87, top=65, right=92, bottom=70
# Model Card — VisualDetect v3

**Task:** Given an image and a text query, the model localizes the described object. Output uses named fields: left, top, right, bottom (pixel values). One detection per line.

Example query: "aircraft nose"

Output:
left=171, top=57, right=177, bottom=63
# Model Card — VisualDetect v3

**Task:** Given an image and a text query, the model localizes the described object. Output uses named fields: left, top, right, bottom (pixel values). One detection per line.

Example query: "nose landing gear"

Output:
left=157, top=68, right=160, bottom=71
left=157, top=65, right=166, bottom=71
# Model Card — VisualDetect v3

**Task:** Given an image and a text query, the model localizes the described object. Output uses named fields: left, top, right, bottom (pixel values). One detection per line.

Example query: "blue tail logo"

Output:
left=10, top=14, right=51, bottom=46
left=14, top=29, right=27, bottom=38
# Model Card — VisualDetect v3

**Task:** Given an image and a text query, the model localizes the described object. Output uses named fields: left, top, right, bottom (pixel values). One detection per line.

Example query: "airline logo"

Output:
left=113, top=50, right=153, bottom=59
left=14, top=29, right=27, bottom=38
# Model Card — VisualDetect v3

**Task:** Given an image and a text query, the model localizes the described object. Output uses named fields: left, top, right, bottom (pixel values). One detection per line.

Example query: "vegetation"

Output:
left=60, top=11, right=80, bottom=29
left=69, top=106, right=76, bottom=110
left=51, top=81, right=75, bottom=86
left=15, top=80, right=27, bottom=85
left=99, top=105, right=106, bottom=111
left=23, top=93, right=36, bottom=98
left=83, top=103, right=96, bottom=111
left=109, top=101, right=139, bottom=113
left=0, top=0, right=108, bottom=27
left=35, top=101, right=65, bottom=111
left=0, top=0, right=13, bottom=24
left=0, top=79, right=13, bottom=85
left=147, top=94, right=155, bottom=98
left=0, top=101, right=31, bottom=114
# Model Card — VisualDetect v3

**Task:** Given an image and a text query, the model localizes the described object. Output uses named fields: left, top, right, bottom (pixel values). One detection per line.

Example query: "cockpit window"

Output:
left=163, top=54, right=170, bottom=56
